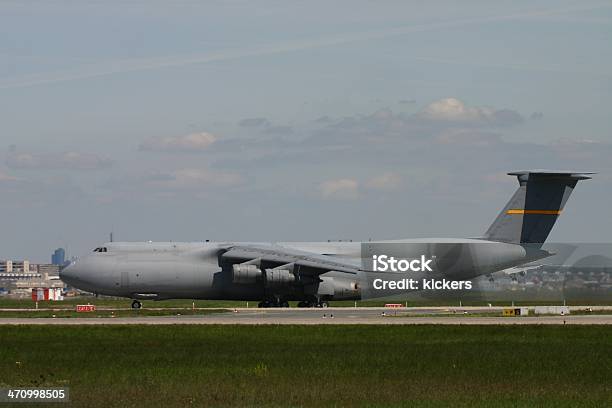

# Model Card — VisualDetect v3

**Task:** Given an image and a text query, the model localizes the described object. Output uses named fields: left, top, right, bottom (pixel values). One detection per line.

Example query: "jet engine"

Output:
left=265, top=268, right=296, bottom=286
left=232, top=264, right=262, bottom=284
left=318, top=275, right=360, bottom=299
left=232, top=263, right=297, bottom=286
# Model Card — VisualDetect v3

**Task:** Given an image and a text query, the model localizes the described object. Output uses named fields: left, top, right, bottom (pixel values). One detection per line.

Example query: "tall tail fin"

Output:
left=484, top=170, right=593, bottom=246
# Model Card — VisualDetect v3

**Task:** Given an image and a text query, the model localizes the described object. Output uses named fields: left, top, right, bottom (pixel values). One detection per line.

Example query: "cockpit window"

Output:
left=93, top=247, right=108, bottom=253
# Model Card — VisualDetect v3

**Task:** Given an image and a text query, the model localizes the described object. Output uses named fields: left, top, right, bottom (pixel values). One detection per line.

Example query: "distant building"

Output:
left=6, top=260, right=29, bottom=273
left=0, top=260, right=13, bottom=273
left=36, top=264, right=60, bottom=276
left=0, top=259, right=36, bottom=278
left=0, top=259, right=64, bottom=298
left=52, top=248, right=65, bottom=266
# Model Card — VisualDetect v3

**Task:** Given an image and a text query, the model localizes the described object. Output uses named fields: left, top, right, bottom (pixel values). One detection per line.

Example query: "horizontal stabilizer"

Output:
left=507, top=170, right=594, bottom=181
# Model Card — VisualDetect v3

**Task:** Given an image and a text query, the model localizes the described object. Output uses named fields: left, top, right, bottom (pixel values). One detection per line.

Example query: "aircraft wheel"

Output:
left=319, top=301, right=329, bottom=308
left=131, top=300, right=142, bottom=309
left=280, top=301, right=289, bottom=308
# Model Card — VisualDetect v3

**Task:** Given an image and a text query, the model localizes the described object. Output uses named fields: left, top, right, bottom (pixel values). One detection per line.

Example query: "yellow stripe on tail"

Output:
left=506, top=209, right=562, bottom=215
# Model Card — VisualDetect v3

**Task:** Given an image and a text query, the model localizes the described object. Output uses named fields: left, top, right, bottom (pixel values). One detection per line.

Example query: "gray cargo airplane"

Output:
left=60, top=170, right=592, bottom=308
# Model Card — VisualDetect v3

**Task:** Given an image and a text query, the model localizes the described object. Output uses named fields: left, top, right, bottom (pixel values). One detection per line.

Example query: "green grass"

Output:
left=0, top=325, right=610, bottom=407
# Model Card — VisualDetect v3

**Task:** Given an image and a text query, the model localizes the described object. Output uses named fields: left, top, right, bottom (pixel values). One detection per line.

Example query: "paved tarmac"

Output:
left=0, top=307, right=610, bottom=325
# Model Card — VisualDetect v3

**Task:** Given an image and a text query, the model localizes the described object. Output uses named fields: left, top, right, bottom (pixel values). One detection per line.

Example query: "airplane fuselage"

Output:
left=60, top=239, right=547, bottom=302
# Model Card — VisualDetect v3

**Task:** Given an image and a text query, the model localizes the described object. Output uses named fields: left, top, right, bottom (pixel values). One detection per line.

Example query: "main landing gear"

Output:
left=297, top=300, right=329, bottom=308
left=256, top=296, right=330, bottom=308
left=257, top=299, right=290, bottom=308
left=131, top=300, right=142, bottom=309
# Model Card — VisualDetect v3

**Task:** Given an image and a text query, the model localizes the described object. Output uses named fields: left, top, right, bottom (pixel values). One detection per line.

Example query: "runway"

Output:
left=1, top=307, right=611, bottom=325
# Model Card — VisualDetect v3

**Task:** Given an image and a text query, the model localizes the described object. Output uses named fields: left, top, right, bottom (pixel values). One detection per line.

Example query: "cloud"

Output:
left=0, top=171, right=18, bottom=182
left=434, top=129, right=504, bottom=147
left=319, top=178, right=359, bottom=199
left=212, top=98, right=528, bottom=178
left=417, top=98, right=524, bottom=126
left=365, top=173, right=402, bottom=191
left=370, top=108, right=394, bottom=121
left=318, top=173, right=403, bottom=199
left=0, top=171, right=88, bottom=206
left=314, top=116, right=334, bottom=124
left=316, top=99, right=523, bottom=144
left=6, top=151, right=112, bottom=170
left=237, top=118, right=293, bottom=136
left=143, top=168, right=242, bottom=190
left=263, top=125, right=293, bottom=135
left=239, top=117, right=271, bottom=127
left=139, top=132, right=217, bottom=152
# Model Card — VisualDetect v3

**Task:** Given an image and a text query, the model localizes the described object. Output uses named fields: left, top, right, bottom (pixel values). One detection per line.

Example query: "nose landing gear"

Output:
left=131, top=300, right=142, bottom=309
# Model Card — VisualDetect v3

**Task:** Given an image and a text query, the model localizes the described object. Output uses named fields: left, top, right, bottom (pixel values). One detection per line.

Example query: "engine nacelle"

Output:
left=318, top=276, right=360, bottom=299
left=232, top=264, right=262, bottom=284
left=265, top=268, right=296, bottom=286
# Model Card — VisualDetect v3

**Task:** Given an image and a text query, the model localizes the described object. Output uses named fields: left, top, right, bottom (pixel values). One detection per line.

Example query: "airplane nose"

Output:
left=59, top=260, right=79, bottom=285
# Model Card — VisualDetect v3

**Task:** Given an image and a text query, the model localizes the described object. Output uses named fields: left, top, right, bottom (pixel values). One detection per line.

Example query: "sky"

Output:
left=1, top=1, right=611, bottom=262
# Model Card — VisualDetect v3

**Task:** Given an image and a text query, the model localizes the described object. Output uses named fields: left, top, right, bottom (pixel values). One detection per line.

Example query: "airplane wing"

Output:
left=219, top=244, right=364, bottom=277
left=502, top=265, right=544, bottom=276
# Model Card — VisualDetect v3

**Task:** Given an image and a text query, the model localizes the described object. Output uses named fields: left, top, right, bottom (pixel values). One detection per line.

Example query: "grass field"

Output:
left=0, top=325, right=610, bottom=407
